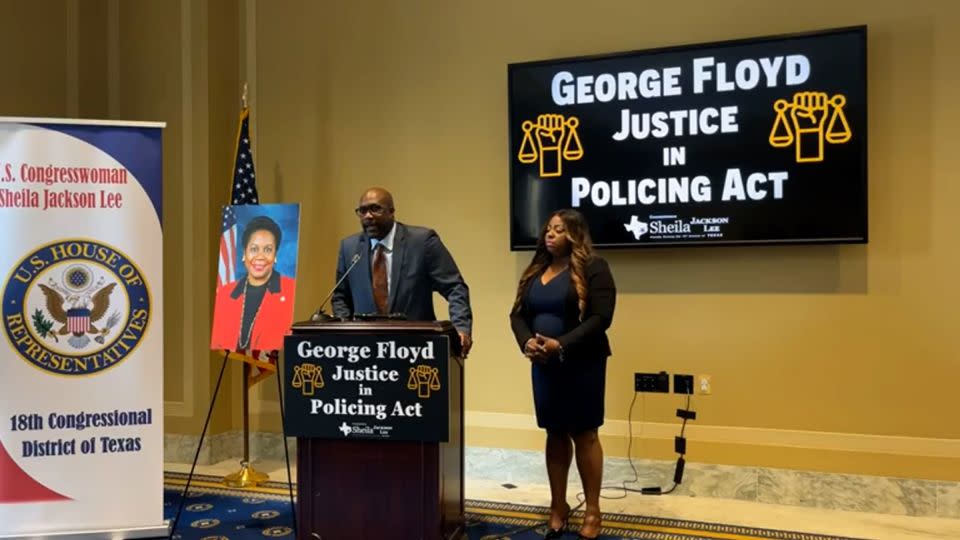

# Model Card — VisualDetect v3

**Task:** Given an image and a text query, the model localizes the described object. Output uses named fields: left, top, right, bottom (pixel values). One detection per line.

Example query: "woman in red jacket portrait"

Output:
left=211, top=215, right=296, bottom=352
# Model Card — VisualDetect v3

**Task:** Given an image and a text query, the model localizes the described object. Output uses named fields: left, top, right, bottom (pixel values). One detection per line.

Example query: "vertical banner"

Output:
left=0, top=118, right=166, bottom=538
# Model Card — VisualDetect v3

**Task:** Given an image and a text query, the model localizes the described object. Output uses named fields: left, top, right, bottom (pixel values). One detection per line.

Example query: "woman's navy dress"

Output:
left=527, top=269, right=607, bottom=432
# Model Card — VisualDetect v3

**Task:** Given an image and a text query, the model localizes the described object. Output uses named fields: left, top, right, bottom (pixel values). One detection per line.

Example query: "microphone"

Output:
left=312, top=252, right=361, bottom=321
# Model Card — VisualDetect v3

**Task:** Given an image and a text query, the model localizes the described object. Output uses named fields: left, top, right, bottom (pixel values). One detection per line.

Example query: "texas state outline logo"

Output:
left=3, top=239, right=151, bottom=376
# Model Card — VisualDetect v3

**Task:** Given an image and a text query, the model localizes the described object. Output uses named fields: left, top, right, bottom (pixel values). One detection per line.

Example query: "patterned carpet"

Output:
left=164, top=472, right=868, bottom=540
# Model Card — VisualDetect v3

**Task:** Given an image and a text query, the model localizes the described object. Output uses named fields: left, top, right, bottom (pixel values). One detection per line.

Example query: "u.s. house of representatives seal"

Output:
left=3, top=239, right=150, bottom=376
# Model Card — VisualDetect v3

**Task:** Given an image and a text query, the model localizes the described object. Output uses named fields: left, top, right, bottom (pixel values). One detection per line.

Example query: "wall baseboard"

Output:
left=465, top=411, right=960, bottom=484
left=466, top=411, right=960, bottom=459
left=164, top=431, right=296, bottom=466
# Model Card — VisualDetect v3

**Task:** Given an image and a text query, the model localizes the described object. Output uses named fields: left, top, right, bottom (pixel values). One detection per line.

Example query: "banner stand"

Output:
left=168, top=351, right=230, bottom=539
left=0, top=118, right=166, bottom=538
left=0, top=522, right=170, bottom=540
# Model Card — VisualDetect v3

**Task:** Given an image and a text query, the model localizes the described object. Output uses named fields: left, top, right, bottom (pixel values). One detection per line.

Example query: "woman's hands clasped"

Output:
left=524, top=333, right=562, bottom=363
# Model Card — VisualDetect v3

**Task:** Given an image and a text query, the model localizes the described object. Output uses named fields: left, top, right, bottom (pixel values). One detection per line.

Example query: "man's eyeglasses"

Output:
left=355, top=204, right=391, bottom=217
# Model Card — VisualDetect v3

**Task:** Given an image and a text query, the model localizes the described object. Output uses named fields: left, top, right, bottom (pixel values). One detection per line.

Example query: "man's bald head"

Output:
left=360, top=187, right=394, bottom=209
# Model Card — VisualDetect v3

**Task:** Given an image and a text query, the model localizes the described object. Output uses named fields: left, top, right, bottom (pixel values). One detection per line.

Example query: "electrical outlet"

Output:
left=635, top=372, right=669, bottom=393
left=673, top=374, right=694, bottom=394
left=698, top=374, right=712, bottom=395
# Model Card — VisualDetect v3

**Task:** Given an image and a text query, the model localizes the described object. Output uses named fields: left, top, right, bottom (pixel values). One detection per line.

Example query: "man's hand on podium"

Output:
left=459, top=331, right=473, bottom=359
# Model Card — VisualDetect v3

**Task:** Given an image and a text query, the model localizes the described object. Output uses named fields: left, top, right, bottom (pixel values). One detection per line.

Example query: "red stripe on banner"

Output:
left=0, top=440, right=70, bottom=502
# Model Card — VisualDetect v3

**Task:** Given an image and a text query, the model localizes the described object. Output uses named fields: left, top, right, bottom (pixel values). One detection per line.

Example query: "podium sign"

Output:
left=285, top=320, right=465, bottom=540
left=284, top=332, right=450, bottom=442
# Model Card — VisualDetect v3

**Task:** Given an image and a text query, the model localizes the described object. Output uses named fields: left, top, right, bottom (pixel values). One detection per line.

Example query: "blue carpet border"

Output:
left=164, top=472, right=869, bottom=540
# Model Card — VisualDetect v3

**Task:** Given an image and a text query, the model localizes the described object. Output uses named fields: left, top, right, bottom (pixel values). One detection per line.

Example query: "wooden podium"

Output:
left=283, top=320, right=464, bottom=540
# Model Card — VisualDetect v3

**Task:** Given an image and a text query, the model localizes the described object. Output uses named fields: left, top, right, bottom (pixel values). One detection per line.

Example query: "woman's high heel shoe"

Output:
left=577, top=509, right=602, bottom=540
left=544, top=502, right=570, bottom=539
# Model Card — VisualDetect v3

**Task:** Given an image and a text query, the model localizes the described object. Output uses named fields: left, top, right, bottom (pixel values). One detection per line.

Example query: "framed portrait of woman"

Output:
left=210, top=203, right=300, bottom=352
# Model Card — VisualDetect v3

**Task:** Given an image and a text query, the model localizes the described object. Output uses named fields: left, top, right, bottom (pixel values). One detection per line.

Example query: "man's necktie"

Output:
left=372, top=244, right=388, bottom=313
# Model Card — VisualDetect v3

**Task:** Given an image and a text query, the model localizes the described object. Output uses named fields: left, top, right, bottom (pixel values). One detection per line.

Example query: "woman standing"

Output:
left=510, top=209, right=616, bottom=539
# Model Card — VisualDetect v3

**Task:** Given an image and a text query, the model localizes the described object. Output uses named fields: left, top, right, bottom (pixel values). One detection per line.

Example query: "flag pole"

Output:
left=223, top=252, right=268, bottom=481
left=223, top=82, right=268, bottom=488
left=224, top=359, right=267, bottom=487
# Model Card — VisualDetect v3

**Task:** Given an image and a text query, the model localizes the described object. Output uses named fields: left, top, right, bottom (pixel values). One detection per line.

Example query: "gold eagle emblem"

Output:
left=37, top=283, right=116, bottom=345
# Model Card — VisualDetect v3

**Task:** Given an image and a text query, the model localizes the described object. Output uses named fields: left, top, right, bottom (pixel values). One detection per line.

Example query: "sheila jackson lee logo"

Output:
left=3, top=240, right=150, bottom=375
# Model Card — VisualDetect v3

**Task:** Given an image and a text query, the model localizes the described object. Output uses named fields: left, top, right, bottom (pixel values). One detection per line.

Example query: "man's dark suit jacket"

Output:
left=510, top=256, right=615, bottom=360
left=331, top=223, right=473, bottom=335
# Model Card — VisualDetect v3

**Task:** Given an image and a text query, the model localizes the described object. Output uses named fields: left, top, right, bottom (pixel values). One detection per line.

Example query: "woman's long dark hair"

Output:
left=512, top=209, right=594, bottom=319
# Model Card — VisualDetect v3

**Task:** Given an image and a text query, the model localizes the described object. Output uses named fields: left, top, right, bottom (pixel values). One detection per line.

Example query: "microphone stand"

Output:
left=312, top=253, right=361, bottom=321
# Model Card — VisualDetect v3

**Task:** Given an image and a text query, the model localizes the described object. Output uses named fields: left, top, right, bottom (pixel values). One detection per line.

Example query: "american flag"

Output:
left=218, top=108, right=275, bottom=387
left=218, top=110, right=259, bottom=285
left=217, top=206, right=239, bottom=287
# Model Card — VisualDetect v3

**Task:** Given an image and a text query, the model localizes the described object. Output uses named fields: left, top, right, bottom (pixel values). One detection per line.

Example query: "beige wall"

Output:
left=0, top=1, right=69, bottom=116
left=3, top=0, right=957, bottom=481
left=0, top=0, right=245, bottom=435
left=246, top=0, right=960, bottom=480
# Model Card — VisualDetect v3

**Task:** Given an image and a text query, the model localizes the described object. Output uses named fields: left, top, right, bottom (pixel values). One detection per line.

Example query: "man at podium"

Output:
left=332, top=187, right=474, bottom=356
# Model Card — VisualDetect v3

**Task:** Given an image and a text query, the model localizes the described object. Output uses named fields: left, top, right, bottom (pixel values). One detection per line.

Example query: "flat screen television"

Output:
left=508, top=26, right=867, bottom=249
